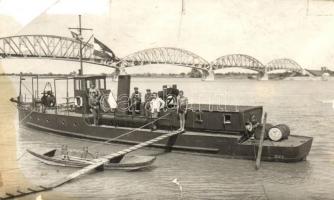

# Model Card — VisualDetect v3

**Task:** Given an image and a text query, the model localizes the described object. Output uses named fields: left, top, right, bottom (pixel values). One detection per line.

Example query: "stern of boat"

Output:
left=238, top=135, right=313, bottom=162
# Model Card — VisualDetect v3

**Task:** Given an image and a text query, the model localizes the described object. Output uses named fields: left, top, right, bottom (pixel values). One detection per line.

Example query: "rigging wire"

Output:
left=17, top=108, right=35, bottom=124
left=177, top=0, right=186, bottom=45
left=21, top=82, right=33, bottom=96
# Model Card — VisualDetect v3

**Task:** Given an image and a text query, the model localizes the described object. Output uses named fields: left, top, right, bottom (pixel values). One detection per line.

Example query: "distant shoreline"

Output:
left=0, top=73, right=332, bottom=81
left=0, top=73, right=256, bottom=79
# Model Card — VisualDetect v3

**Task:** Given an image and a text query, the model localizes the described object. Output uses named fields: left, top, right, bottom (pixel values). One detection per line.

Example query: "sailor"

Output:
left=238, top=115, right=260, bottom=143
left=88, top=81, right=101, bottom=126
left=144, top=89, right=152, bottom=117
left=41, top=91, right=48, bottom=113
left=177, top=90, right=188, bottom=132
left=61, top=145, right=69, bottom=160
left=131, top=87, right=142, bottom=114
left=249, top=114, right=260, bottom=139
left=150, top=92, right=165, bottom=130
left=40, top=90, right=56, bottom=113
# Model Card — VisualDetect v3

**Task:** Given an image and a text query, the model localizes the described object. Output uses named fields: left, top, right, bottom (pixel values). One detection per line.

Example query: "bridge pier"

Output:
left=202, top=68, right=215, bottom=81
left=259, top=71, right=268, bottom=81
left=258, top=67, right=269, bottom=81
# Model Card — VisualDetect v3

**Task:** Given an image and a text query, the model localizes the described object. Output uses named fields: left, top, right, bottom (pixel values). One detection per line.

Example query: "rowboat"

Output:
left=27, top=149, right=156, bottom=171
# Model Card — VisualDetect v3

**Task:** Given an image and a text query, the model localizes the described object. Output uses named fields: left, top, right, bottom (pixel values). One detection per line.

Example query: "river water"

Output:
left=3, top=77, right=334, bottom=199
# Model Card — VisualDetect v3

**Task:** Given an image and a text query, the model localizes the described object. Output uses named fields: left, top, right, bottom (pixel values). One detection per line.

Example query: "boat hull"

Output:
left=20, top=110, right=313, bottom=163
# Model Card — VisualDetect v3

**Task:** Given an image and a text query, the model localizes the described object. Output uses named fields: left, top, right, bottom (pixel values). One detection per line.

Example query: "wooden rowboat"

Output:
left=27, top=149, right=156, bottom=171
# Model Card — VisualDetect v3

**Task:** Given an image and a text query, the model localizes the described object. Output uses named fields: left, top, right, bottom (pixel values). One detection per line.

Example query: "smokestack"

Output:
left=116, top=75, right=131, bottom=114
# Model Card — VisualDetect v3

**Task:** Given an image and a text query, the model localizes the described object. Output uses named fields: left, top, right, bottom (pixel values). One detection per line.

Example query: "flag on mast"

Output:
left=70, top=31, right=80, bottom=40
left=93, top=37, right=117, bottom=61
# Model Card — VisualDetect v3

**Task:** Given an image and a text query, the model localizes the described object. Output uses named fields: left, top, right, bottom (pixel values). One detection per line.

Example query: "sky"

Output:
left=1, top=0, right=334, bottom=74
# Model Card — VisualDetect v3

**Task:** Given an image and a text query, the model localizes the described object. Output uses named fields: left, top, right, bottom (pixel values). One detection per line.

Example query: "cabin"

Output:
left=73, top=75, right=110, bottom=113
left=72, top=74, right=263, bottom=135
left=18, top=73, right=263, bottom=136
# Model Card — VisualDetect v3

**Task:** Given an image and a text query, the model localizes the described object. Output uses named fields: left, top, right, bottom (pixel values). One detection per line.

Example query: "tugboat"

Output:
left=11, top=72, right=313, bottom=163
left=9, top=16, right=312, bottom=163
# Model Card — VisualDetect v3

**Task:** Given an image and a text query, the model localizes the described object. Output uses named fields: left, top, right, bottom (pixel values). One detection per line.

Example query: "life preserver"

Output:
left=99, top=94, right=111, bottom=112
left=166, top=94, right=177, bottom=109
left=75, top=96, right=83, bottom=107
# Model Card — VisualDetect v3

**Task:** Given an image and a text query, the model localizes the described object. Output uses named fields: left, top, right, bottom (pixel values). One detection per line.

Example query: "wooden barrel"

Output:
left=268, top=124, right=290, bottom=141
left=254, top=123, right=273, bottom=140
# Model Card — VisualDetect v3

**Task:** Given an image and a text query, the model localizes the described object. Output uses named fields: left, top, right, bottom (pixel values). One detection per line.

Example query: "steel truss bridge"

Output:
left=118, top=47, right=210, bottom=70
left=266, top=58, right=303, bottom=73
left=0, top=35, right=117, bottom=68
left=0, top=35, right=304, bottom=78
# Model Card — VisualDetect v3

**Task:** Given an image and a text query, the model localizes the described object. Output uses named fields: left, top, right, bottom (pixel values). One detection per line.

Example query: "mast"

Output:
left=69, top=15, right=93, bottom=75
left=19, top=72, right=22, bottom=103
left=79, top=15, right=83, bottom=75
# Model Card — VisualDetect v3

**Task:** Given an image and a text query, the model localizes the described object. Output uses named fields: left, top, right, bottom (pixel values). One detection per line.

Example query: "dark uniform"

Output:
left=131, top=87, right=142, bottom=114
left=144, top=89, right=152, bottom=117
left=88, top=86, right=101, bottom=125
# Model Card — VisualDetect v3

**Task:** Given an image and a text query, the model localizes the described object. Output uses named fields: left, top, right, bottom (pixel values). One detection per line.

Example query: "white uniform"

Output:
left=150, top=97, right=165, bottom=113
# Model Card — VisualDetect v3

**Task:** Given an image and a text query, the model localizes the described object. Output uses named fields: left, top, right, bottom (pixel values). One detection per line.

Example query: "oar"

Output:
left=255, top=112, right=267, bottom=170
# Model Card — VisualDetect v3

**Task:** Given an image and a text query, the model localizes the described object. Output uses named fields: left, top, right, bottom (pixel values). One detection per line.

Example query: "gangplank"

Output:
left=0, top=130, right=182, bottom=200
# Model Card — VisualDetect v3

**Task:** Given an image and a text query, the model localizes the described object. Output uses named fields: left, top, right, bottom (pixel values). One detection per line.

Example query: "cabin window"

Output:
left=87, top=79, right=96, bottom=89
left=224, top=114, right=232, bottom=124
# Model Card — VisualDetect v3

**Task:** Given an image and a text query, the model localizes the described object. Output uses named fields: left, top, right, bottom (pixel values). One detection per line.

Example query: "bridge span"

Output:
left=0, top=34, right=304, bottom=80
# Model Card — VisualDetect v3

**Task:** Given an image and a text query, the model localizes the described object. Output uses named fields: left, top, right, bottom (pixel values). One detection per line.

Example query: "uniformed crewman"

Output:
left=88, top=81, right=101, bottom=125
left=131, top=87, right=142, bottom=114
left=144, top=89, right=152, bottom=117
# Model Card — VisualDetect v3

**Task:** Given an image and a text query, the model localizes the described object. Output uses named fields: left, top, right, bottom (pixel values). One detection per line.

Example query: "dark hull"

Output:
left=20, top=110, right=313, bottom=162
